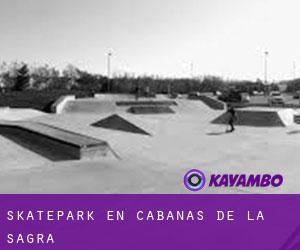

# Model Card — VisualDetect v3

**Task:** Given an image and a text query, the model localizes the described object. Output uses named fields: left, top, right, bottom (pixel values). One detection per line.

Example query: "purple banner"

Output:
left=0, top=195, right=299, bottom=250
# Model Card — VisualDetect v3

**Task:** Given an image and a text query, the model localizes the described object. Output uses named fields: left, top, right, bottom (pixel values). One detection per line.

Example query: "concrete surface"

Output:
left=0, top=97, right=299, bottom=194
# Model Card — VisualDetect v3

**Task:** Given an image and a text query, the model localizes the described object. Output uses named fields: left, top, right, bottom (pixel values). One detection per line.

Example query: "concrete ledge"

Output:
left=0, top=121, right=111, bottom=161
left=94, top=94, right=134, bottom=100
left=127, top=106, right=175, bottom=114
left=117, top=101, right=177, bottom=106
left=50, top=95, right=75, bottom=114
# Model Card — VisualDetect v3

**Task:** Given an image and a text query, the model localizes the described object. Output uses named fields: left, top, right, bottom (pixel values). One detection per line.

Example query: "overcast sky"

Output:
left=0, top=0, right=299, bottom=80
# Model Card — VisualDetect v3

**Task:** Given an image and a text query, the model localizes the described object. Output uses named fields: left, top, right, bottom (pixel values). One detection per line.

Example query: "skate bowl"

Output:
left=211, top=108, right=298, bottom=127
left=127, top=105, right=175, bottom=114
left=0, top=121, right=115, bottom=161
left=61, top=98, right=177, bottom=114
left=91, top=114, right=150, bottom=135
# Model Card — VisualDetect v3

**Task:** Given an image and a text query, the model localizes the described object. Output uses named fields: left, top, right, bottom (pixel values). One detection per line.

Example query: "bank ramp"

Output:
left=211, top=108, right=298, bottom=127
left=0, top=121, right=116, bottom=161
left=189, top=95, right=225, bottom=110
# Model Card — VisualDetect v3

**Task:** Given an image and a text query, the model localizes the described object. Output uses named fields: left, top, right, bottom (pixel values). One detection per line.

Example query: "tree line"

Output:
left=0, top=61, right=296, bottom=95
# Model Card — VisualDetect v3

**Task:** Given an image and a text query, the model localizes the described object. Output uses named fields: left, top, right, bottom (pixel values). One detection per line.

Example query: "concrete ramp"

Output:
left=278, top=109, right=299, bottom=126
left=211, top=108, right=286, bottom=127
left=62, top=99, right=117, bottom=114
left=189, top=95, right=225, bottom=110
left=91, top=114, right=150, bottom=136
left=0, top=121, right=114, bottom=161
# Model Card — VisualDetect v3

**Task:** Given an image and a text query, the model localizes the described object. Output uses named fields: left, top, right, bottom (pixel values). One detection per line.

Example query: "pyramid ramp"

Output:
left=91, top=114, right=150, bottom=136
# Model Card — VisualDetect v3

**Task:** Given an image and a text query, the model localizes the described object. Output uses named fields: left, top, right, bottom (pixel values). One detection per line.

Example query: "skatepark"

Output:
left=0, top=94, right=299, bottom=194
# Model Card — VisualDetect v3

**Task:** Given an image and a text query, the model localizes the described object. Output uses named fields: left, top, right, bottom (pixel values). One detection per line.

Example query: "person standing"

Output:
left=226, top=105, right=237, bottom=133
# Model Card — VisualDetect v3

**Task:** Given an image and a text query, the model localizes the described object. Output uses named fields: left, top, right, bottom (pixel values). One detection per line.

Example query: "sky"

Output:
left=0, top=0, right=300, bottom=80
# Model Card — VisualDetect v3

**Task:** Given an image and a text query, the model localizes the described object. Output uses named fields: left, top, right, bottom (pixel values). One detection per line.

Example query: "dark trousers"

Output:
left=228, top=120, right=235, bottom=132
